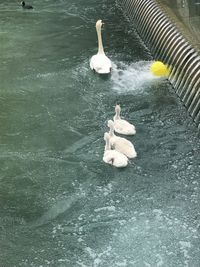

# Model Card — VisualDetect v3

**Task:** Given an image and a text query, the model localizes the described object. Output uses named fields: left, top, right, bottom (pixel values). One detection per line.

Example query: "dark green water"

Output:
left=0, top=0, right=200, bottom=266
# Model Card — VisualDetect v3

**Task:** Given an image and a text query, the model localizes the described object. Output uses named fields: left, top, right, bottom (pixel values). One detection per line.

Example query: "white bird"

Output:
left=107, top=120, right=137, bottom=159
left=113, top=104, right=136, bottom=135
left=103, top=132, right=128, bottom=168
left=90, top=20, right=112, bottom=74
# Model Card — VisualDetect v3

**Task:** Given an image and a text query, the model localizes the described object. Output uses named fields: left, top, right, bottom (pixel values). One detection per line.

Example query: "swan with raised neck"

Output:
left=96, top=20, right=104, bottom=54
left=113, top=105, right=136, bottom=135
left=90, top=19, right=112, bottom=74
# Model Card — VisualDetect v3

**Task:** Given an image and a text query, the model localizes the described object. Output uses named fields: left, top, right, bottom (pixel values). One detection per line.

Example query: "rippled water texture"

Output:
left=0, top=0, right=200, bottom=266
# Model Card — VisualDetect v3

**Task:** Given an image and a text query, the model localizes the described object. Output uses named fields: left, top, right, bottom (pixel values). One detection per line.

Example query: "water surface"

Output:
left=0, top=0, right=200, bottom=266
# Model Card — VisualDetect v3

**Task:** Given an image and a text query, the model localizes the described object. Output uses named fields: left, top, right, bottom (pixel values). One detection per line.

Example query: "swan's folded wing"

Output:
left=90, top=54, right=111, bottom=73
left=114, top=120, right=136, bottom=135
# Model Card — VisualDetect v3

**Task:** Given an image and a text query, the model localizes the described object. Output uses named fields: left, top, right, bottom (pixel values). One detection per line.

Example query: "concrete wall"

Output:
left=157, top=0, right=200, bottom=50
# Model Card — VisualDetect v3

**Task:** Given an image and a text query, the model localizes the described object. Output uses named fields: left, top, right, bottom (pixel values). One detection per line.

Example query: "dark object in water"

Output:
left=21, top=1, right=33, bottom=9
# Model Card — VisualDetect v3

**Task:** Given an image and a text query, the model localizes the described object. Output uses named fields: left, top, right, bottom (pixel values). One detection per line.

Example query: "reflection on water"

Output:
left=0, top=0, right=200, bottom=267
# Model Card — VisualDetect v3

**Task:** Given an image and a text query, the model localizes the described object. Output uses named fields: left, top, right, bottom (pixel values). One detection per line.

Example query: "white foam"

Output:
left=96, top=183, right=113, bottom=196
left=94, top=206, right=116, bottom=212
left=111, top=61, right=160, bottom=94
left=156, top=254, right=164, bottom=266
left=144, top=261, right=151, bottom=267
left=76, top=261, right=88, bottom=267
left=179, top=241, right=191, bottom=259
left=116, top=259, right=127, bottom=266
left=85, top=247, right=96, bottom=259
left=94, top=258, right=101, bottom=267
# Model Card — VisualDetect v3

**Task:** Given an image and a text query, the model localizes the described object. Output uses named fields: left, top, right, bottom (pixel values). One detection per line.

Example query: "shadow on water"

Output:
left=97, top=72, right=111, bottom=81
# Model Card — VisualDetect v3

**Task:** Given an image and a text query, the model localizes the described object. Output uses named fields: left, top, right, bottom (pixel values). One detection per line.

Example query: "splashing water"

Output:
left=111, top=61, right=161, bottom=93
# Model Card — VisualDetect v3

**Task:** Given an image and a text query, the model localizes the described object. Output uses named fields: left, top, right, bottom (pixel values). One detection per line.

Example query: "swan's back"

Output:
left=113, top=119, right=136, bottom=135
left=107, top=119, right=136, bottom=158
left=103, top=132, right=128, bottom=167
left=90, top=54, right=112, bottom=74
left=110, top=135, right=137, bottom=159
left=103, top=150, right=128, bottom=167
left=113, top=104, right=136, bottom=135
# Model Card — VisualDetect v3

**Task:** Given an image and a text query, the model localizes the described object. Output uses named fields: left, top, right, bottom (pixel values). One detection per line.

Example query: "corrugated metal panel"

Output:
left=117, top=0, right=200, bottom=127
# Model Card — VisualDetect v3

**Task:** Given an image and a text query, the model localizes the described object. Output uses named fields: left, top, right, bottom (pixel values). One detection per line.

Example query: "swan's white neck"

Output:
left=105, top=138, right=110, bottom=151
left=96, top=25, right=104, bottom=54
left=114, top=109, right=120, bottom=120
left=109, top=125, right=115, bottom=137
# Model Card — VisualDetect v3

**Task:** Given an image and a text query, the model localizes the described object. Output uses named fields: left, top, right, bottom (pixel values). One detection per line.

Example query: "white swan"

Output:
left=113, top=104, right=136, bottom=135
left=107, top=120, right=137, bottom=159
left=103, top=133, right=128, bottom=168
left=90, top=20, right=112, bottom=74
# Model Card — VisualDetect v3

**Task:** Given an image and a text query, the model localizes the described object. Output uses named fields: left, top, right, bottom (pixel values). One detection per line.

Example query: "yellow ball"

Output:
left=150, top=61, right=170, bottom=77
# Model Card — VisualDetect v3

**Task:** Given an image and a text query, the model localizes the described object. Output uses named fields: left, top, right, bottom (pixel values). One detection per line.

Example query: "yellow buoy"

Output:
left=150, top=61, right=170, bottom=77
